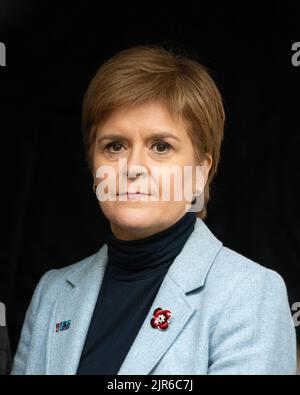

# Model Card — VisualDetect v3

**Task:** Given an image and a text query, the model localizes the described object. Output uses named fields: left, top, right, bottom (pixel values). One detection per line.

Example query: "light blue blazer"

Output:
left=11, top=218, right=297, bottom=375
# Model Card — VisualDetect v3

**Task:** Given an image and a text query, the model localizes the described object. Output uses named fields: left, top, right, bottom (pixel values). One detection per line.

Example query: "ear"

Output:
left=202, top=153, right=213, bottom=186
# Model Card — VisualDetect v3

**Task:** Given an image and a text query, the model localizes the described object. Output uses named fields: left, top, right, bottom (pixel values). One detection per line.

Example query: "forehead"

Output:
left=96, top=102, right=187, bottom=138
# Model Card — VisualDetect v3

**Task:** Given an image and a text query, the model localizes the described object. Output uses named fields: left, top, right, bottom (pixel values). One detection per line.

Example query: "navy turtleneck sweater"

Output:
left=76, top=211, right=196, bottom=375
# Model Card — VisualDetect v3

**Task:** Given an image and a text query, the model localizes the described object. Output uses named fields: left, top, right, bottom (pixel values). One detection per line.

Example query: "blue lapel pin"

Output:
left=55, top=320, right=71, bottom=332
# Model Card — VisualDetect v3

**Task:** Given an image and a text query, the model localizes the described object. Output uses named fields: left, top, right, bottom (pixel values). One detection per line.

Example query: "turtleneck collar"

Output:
left=104, top=211, right=197, bottom=281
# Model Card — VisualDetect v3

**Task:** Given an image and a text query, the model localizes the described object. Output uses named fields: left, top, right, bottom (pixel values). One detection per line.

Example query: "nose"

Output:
left=124, top=144, right=148, bottom=179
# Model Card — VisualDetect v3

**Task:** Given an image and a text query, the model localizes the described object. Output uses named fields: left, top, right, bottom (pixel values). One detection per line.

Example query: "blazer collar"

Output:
left=48, top=218, right=222, bottom=375
left=67, top=217, right=223, bottom=294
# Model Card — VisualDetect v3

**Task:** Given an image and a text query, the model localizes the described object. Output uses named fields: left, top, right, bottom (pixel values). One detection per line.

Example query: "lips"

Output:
left=118, top=192, right=149, bottom=196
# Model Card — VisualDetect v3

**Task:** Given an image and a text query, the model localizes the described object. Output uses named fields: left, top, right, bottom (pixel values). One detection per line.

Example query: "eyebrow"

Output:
left=97, top=131, right=181, bottom=143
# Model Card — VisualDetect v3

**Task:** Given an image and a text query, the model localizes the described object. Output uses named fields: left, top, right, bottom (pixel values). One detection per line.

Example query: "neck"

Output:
left=104, top=211, right=197, bottom=281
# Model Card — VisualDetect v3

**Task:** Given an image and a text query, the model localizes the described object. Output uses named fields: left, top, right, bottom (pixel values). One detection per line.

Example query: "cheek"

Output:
left=154, top=163, right=196, bottom=201
left=93, top=159, right=119, bottom=190
left=92, top=155, right=103, bottom=175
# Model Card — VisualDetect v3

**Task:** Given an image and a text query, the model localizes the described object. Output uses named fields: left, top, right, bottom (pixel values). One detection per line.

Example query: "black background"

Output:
left=0, top=1, right=299, bottom=356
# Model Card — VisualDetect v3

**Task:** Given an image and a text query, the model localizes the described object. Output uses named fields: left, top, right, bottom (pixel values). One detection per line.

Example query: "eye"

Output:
left=104, top=141, right=124, bottom=153
left=152, top=141, right=172, bottom=154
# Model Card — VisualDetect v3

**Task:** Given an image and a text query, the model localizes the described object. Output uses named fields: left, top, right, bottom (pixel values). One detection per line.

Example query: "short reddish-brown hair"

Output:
left=82, top=44, right=225, bottom=219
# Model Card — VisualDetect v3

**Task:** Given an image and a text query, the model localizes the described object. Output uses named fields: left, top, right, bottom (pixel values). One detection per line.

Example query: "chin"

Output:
left=111, top=206, right=155, bottom=230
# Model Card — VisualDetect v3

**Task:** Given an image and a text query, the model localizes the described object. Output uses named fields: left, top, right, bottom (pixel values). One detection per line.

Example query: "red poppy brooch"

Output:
left=150, top=307, right=172, bottom=330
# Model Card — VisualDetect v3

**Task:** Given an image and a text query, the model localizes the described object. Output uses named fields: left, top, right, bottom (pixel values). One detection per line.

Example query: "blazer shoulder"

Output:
left=206, top=244, right=289, bottom=304
left=37, top=249, right=102, bottom=300
left=48, top=252, right=97, bottom=279
left=216, top=245, right=284, bottom=280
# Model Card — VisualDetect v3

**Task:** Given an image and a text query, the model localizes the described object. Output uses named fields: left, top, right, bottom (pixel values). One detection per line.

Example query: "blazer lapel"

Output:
left=47, top=245, right=109, bottom=374
left=117, top=218, right=223, bottom=375
left=117, top=272, right=196, bottom=375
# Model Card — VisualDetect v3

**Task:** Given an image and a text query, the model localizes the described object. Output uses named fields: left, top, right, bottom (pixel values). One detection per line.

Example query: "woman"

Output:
left=11, top=45, right=297, bottom=375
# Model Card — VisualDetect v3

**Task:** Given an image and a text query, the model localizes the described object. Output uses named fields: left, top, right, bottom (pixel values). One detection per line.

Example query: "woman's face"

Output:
left=93, top=102, right=212, bottom=240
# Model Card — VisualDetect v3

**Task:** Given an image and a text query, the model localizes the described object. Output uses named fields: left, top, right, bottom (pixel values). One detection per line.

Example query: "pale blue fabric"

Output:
left=11, top=218, right=297, bottom=375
